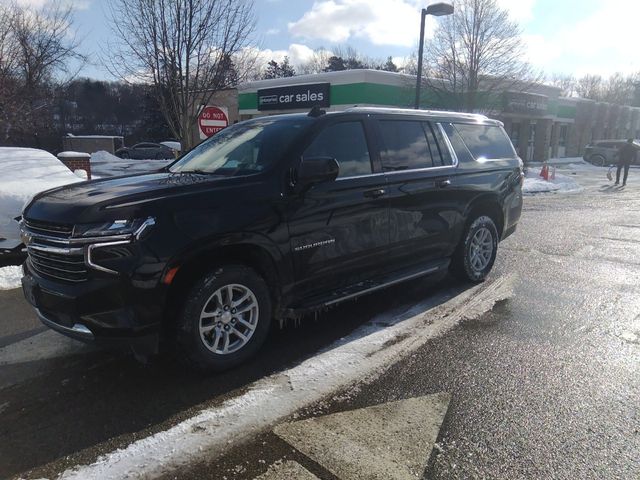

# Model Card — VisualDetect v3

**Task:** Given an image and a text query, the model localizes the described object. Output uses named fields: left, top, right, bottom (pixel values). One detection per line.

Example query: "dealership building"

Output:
left=210, top=69, right=640, bottom=163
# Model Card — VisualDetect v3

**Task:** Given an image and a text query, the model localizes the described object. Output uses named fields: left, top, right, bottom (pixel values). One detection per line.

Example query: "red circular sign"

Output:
left=198, top=106, right=229, bottom=138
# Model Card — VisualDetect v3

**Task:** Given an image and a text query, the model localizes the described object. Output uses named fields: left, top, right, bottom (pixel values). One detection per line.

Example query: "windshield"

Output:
left=169, top=117, right=312, bottom=176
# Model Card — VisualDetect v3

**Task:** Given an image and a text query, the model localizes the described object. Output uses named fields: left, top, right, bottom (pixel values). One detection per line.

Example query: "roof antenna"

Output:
left=308, top=105, right=326, bottom=118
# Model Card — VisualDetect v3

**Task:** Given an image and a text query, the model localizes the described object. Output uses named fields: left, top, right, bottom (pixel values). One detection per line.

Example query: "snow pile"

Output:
left=91, top=150, right=173, bottom=178
left=0, top=147, right=82, bottom=249
left=523, top=169, right=582, bottom=195
left=160, top=141, right=181, bottom=152
left=74, top=169, right=89, bottom=180
left=58, top=151, right=91, bottom=159
left=0, top=265, right=22, bottom=290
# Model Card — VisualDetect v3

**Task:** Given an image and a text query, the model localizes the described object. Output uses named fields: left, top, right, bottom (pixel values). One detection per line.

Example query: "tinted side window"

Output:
left=425, top=122, right=454, bottom=166
left=441, top=122, right=475, bottom=164
left=454, top=124, right=517, bottom=160
left=379, top=120, right=433, bottom=170
left=303, top=121, right=372, bottom=178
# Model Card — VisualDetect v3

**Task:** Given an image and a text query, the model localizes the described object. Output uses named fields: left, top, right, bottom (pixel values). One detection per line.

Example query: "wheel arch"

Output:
left=162, top=238, right=287, bottom=331
left=463, top=195, right=505, bottom=239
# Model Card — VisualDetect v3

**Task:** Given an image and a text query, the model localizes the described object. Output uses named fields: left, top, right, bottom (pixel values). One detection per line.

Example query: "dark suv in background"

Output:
left=20, top=107, right=523, bottom=370
left=583, top=139, right=640, bottom=166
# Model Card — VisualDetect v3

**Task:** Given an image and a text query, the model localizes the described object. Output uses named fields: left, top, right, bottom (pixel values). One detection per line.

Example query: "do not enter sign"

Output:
left=198, top=106, right=229, bottom=139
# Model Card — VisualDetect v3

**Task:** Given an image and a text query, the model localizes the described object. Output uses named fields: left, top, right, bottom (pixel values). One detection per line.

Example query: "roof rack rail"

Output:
left=308, top=106, right=326, bottom=118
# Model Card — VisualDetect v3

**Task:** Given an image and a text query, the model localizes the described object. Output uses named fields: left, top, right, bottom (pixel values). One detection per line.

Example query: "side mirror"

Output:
left=295, top=157, right=339, bottom=190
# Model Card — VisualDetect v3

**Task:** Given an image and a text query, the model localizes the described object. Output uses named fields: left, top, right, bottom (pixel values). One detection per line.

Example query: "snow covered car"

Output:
left=0, top=148, right=82, bottom=259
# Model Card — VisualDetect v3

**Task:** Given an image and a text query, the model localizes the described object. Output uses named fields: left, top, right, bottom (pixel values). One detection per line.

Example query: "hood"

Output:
left=23, top=171, right=232, bottom=224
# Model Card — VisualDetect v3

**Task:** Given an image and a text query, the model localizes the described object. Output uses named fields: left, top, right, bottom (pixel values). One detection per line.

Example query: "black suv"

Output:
left=20, top=108, right=523, bottom=370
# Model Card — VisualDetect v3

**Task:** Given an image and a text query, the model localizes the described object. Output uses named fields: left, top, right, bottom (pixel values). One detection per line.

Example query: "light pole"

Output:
left=414, top=2, right=454, bottom=109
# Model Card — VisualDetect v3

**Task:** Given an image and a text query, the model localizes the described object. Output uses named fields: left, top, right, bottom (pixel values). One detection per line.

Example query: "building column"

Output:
left=550, top=122, right=560, bottom=159
left=533, top=119, right=553, bottom=163
left=518, top=121, right=530, bottom=161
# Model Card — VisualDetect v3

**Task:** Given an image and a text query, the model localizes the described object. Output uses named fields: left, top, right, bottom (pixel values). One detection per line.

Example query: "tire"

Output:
left=589, top=155, right=607, bottom=167
left=450, top=215, right=499, bottom=283
left=177, top=264, right=272, bottom=371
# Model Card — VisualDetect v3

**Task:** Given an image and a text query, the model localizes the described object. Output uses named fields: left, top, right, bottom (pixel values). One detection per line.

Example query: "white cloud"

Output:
left=245, top=43, right=321, bottom=68
left=16, top=0, right=90, bottom=10
left=524, top=0, right=640, bottom=77
left=288, top=0, right=439, bottom=47
left=522, top=34, right=559, bottom=68
left=496, top=0, right=536, bottom=22
left=265, top=28, right=280, bottom=35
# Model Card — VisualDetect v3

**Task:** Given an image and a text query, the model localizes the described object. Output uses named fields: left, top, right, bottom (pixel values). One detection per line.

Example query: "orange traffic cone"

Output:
left=540, top=164, right=549, bottom=180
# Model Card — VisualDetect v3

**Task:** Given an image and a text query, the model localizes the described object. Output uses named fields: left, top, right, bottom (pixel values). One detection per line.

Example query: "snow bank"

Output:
left=523, top=169, right=582, bottom=195
left=0, top=265, right=23, bottom=290
left=160, top=141, right=181, bottom=151
left=58, top=151, right=91, bottom=159
left=0, top=147, right=82, bottom=249
left=91, top=150, right=173, bottom=178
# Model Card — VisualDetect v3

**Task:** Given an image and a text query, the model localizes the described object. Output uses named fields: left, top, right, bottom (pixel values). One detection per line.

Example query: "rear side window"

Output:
left=441, top=123, right=474, bottom=164
left=425, top=122, right=454, bottom=166
left=303, top=121, right=372, bottom=178
left=379, top=120, right=433, bottom=170
left=454, top=124, right=517, bottom=160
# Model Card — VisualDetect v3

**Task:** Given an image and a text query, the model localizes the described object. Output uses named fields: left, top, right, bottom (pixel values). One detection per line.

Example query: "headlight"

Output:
left=73, top=217, right=155, bottom=239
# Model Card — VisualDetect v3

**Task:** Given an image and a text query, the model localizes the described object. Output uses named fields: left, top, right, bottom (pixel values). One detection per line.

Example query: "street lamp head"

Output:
left=425, top=1, right=454, bottom=16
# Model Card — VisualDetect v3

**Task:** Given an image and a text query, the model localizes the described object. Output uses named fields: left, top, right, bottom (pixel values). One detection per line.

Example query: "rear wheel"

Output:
left=589, top=154, right=607, bottom=167
left=177, top=264, right=271, bottom=371
left=450, top=215, right=499, bottom=283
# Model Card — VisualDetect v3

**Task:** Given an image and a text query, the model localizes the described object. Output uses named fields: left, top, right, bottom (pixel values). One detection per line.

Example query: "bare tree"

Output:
left=107, top=0, right=255, bottom=149
left=424, top=0, right=538, bottom=112
left=548, top=73, right=576, bottom=97
left=297, top=48, right=332, bottom=75
left=575, top=74, right=603, bottom=100
left=0, top=0, right=84, bottom=144
left=601, top=73, right=635, bottom=104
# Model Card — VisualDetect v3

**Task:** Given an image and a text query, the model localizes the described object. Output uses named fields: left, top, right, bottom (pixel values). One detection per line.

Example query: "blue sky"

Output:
left=18, top=0, right=639, bottom=80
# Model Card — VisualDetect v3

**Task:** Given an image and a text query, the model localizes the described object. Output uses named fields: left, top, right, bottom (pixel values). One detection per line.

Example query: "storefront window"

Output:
left=510, top=123, right=520, bottom=148
left=559, top=125, right=568, bottom=147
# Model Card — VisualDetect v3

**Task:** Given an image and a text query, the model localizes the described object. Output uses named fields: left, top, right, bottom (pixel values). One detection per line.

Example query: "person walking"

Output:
left=615, top=138, right=638, bottom=186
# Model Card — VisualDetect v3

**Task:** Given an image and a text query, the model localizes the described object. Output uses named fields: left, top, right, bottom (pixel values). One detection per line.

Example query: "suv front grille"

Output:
left=23, top=218, right=88, bottom=283
left=27, top=248, right=87, bottom=283
left=23, top=219, right=74, bottom=237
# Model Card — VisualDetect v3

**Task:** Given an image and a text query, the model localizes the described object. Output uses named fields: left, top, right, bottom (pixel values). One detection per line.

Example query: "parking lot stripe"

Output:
left=253, top=460, right=320, bottom=480
left=274, top=393, right=451, bottom=480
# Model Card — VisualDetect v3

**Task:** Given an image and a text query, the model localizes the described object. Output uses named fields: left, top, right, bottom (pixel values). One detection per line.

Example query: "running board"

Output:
left=285, top=259, right=450, bottom=316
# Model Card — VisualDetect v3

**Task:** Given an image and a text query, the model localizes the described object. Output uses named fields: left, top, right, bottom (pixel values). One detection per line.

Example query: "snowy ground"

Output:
left=0, top=265, right=22, bottom=290
left=523, top=168, right=583, bottom=195
left=521, top=158, right=611, bottom=195
left=0, top=148, right=83, bottom=249
left=91, top=151, right=173, bottom=178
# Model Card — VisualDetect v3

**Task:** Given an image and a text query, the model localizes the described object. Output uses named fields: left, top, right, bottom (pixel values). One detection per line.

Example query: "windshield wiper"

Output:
left=174, top=169, right=215, bottom=175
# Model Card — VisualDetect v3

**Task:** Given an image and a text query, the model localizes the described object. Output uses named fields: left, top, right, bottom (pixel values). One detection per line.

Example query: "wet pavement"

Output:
left=1, top=166, right=639, bottom=479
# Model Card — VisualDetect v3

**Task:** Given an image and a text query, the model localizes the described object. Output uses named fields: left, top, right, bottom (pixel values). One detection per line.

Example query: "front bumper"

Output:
left=22, top=261, right=165, bottom=354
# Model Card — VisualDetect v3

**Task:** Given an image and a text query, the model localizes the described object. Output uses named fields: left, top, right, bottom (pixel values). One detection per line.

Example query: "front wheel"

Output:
left=177, top=265, right=272, bottom=371
left=450, top=216, right=499, bottom=283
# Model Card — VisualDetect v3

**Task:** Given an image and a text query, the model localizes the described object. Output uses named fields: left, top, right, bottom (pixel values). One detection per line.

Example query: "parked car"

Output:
left=583, top=139, right=640, bottom=166
left=20, top=107, right=523, bottom=371
left=115, top=142, right=175, bottom=160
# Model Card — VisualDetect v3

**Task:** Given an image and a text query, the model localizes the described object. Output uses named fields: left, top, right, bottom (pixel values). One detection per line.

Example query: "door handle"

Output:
left=364, top=188, right=386, bottom=198
left=437, top=179, right=452, bottom=188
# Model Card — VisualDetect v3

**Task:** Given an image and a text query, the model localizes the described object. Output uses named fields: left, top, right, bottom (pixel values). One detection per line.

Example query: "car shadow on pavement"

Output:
left=0, top=272, right=473, bottom=479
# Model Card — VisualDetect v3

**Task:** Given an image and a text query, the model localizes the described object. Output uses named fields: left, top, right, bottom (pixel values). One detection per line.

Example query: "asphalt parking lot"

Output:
left=1, top=166, right=639, bottom=480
